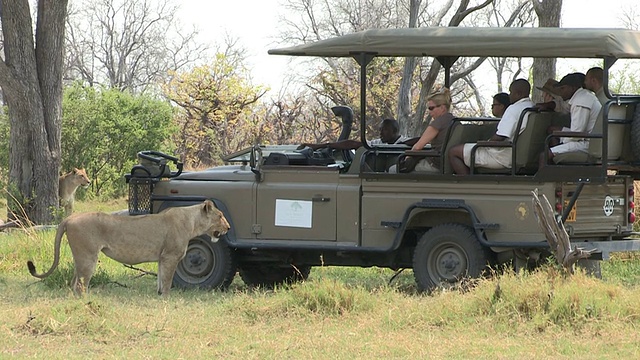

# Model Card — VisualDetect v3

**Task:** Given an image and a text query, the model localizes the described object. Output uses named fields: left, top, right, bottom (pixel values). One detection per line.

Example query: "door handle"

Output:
left=312, top=196, right=330, bottom=202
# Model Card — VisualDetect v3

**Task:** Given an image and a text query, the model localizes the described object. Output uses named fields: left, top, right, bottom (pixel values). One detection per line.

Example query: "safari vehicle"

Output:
left=126, top=27, right=640, bottom=291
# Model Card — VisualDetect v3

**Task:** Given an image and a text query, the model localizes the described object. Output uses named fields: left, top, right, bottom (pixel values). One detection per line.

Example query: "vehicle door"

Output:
left=256, top=166, right=339, bottom=241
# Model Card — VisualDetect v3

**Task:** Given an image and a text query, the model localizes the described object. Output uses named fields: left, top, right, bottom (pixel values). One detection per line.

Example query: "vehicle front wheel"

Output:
left=239, top=264, right=311, bottom=288
left=412, top=223, right=490, bottom=292
left=173, top=235, right=237, bottom=290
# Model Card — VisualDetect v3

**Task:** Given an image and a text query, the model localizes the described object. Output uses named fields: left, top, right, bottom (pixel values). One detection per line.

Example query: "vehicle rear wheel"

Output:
left=239, top=264, right=311, bottom=288
left=172, top=235, right=237, bottom=290
left=412, top=223, right=489, bottom=292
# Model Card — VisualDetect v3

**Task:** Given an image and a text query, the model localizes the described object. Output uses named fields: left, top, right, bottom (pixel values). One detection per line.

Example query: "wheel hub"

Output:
left=433, top=246, right=467, bottom=282
left=176, top=240, right=215, bottom=283
left=441, top=254, right=460, bottom=272
left=188, top=252, right=205, bottom=267
left=184, top=247, right=209, bottom=275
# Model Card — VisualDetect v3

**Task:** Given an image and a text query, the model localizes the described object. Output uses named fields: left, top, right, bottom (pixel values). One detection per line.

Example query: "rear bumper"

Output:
left=572, top=239, right=640, bottom=260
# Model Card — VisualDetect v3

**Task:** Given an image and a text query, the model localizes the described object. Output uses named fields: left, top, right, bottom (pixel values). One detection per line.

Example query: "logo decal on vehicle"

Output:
left=603, top=195, right=615, bottom=217
left=515, top=202, right=528, bottom=220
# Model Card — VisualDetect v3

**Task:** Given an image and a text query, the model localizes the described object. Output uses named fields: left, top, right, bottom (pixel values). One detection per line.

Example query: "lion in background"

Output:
left=27, top=200, right=230, bottom=296
left=59, top=168, right=91, bottom=216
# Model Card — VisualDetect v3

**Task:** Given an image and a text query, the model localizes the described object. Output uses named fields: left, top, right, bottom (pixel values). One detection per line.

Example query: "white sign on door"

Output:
left=275, top=199, right=312, bottom=228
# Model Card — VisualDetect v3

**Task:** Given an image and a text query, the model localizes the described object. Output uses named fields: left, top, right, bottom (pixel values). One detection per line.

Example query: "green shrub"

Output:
left=62, top=83, right=176, bottom=199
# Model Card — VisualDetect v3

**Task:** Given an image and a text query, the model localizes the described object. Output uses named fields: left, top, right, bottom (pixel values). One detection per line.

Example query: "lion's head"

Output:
left=202, top=200, right=230, bottom=240
left=72, top=168, right=91, bottom=189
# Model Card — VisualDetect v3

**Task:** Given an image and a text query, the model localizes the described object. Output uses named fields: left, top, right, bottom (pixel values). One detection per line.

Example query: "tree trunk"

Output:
left=408, top=0, right=493, bottom=137
left=397, top=0, right=420, bottom=136
left=0, top=0, right=68, bottom=224
left=531, top=0, right=562, bottom=102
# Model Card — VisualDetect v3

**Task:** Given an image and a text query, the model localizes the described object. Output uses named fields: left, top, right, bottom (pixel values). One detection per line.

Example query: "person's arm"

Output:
left=559, top=106, right=591, bottom=144
left=488, top=134, right=508, bottom=141
left=401, top=137, right=420, bottom=147
left=411, top=126, right=439, bottom=150
left=298, top=139, right=363, bottom=150
left=327, top=139, right=363, bottom=150
left=298, top=142, right=327, bottom=150
left=569, top=106, right=591, bottom=133
left=493, top=106, right=519, bottom=141
left=535, top=101, right=556, bottom=111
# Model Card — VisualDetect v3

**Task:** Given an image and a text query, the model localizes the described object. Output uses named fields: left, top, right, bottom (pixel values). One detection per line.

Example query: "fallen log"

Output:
left=531, top=188, right=596, bottom=273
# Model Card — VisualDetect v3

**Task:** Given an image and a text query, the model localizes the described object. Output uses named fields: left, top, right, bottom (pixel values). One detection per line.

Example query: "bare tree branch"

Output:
left=65, top=0, right=207, bottom=93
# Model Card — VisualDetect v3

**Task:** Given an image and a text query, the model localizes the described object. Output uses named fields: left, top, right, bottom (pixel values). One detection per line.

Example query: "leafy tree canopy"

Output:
left=163, top=53, right=267, bottom=167
left=62, top=83, right=175, bottom=198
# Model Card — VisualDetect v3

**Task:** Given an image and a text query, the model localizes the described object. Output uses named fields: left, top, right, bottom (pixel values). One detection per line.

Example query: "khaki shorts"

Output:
left=414, top=159, right=439, bottom=172
left=463, top=143, right=511, bottom=169
left=550, top=140, right=588, bottom=155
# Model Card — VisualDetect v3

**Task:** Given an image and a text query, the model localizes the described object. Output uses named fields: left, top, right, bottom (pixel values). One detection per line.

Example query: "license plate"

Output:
left=564, top=200, right=577, bottom=222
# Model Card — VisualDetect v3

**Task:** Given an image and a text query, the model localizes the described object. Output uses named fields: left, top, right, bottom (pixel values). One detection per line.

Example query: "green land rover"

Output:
left=127, top=27, right=640, bottom=291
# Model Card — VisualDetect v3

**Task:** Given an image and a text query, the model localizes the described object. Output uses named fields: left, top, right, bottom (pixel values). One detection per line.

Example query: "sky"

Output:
left=178, top=0, right=638, bottom=96
left=179, top=0, right=291, bottom=94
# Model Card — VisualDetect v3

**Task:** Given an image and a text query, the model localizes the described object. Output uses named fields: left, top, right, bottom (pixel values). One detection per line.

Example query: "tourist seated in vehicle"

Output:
left=491, top=92, right=511, bottom=118
left=448, top=79, right=535, bottom=175
left=535, top=78, right=570, bottom=113
left=584, top=66, right=607, bottom=105
left=539, top=72, right=602, bottom=167
left=298, top=118, right=415, bottom=151
left=396, top=88, right=455, bottom=173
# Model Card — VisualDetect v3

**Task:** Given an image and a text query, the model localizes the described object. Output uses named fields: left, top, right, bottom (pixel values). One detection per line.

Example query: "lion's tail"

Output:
left=27, top=219, right=68, bottom=279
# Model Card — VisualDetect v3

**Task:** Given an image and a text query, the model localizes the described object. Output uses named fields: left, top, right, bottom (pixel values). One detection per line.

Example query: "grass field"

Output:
left=2, top=199, right=640, bottom=359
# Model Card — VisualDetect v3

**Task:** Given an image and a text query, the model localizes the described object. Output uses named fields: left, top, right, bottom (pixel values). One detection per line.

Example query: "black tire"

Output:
left=172, top=235, right=237, bottom=290
left=239, top=264, right=311, bottom=288
left=630, top=104, right=640, bottom=161
left=576, top=258, right=602, bottom=279
left=412, top=223, right=489, bottom=292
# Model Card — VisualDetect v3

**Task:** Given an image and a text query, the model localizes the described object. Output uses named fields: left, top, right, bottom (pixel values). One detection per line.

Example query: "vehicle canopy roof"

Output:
left=269, top=27, right=640, bottom=59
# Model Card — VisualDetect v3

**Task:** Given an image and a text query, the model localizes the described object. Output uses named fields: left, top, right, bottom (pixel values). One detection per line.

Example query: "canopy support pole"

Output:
left=354, top=53, right=376, bottom=150
left=436, top=56, right=459, bottom=88
left=603, top=56, right=618, bottom=100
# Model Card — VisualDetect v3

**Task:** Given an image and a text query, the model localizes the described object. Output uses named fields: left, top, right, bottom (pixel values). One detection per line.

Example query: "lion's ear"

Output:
left=203, top=200, right=214, bottom=213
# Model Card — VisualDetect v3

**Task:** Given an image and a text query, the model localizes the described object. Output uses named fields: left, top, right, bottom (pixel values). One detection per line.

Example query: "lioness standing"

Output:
left=27, top=200, right=230, bottom=296
left=59, top=168, right=91, bottom=216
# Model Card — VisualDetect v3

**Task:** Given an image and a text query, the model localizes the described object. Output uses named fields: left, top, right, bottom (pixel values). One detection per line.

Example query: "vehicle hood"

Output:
left=174, top=165, right=255, bottom=181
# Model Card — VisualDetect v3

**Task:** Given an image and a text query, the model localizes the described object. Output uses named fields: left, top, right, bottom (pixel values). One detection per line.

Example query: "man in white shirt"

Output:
left=449, top=79, right=535, bottom=175
left=543, top=72, right=602, bottom=164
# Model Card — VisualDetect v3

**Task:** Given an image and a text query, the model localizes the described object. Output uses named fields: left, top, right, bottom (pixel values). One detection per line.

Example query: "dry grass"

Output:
left=3, top=266, right=640, bottom=359
left=3, top=198, right=640, bottom=358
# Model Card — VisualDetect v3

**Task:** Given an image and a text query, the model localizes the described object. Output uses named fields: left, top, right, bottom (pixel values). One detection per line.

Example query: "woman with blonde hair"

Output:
left=401, top=88, right=454, bottom=172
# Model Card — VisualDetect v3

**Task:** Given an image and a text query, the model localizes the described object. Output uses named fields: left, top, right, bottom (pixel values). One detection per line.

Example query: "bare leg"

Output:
left=547, top=126, right=562, bottom=147
left=538, top=150, right=555, bottom=170
left=449, top=144, right=470, bottom=175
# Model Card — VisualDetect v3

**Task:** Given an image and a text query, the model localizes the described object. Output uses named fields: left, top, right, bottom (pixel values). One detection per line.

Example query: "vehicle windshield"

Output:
left=222, top=145, right=307, bottom=163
